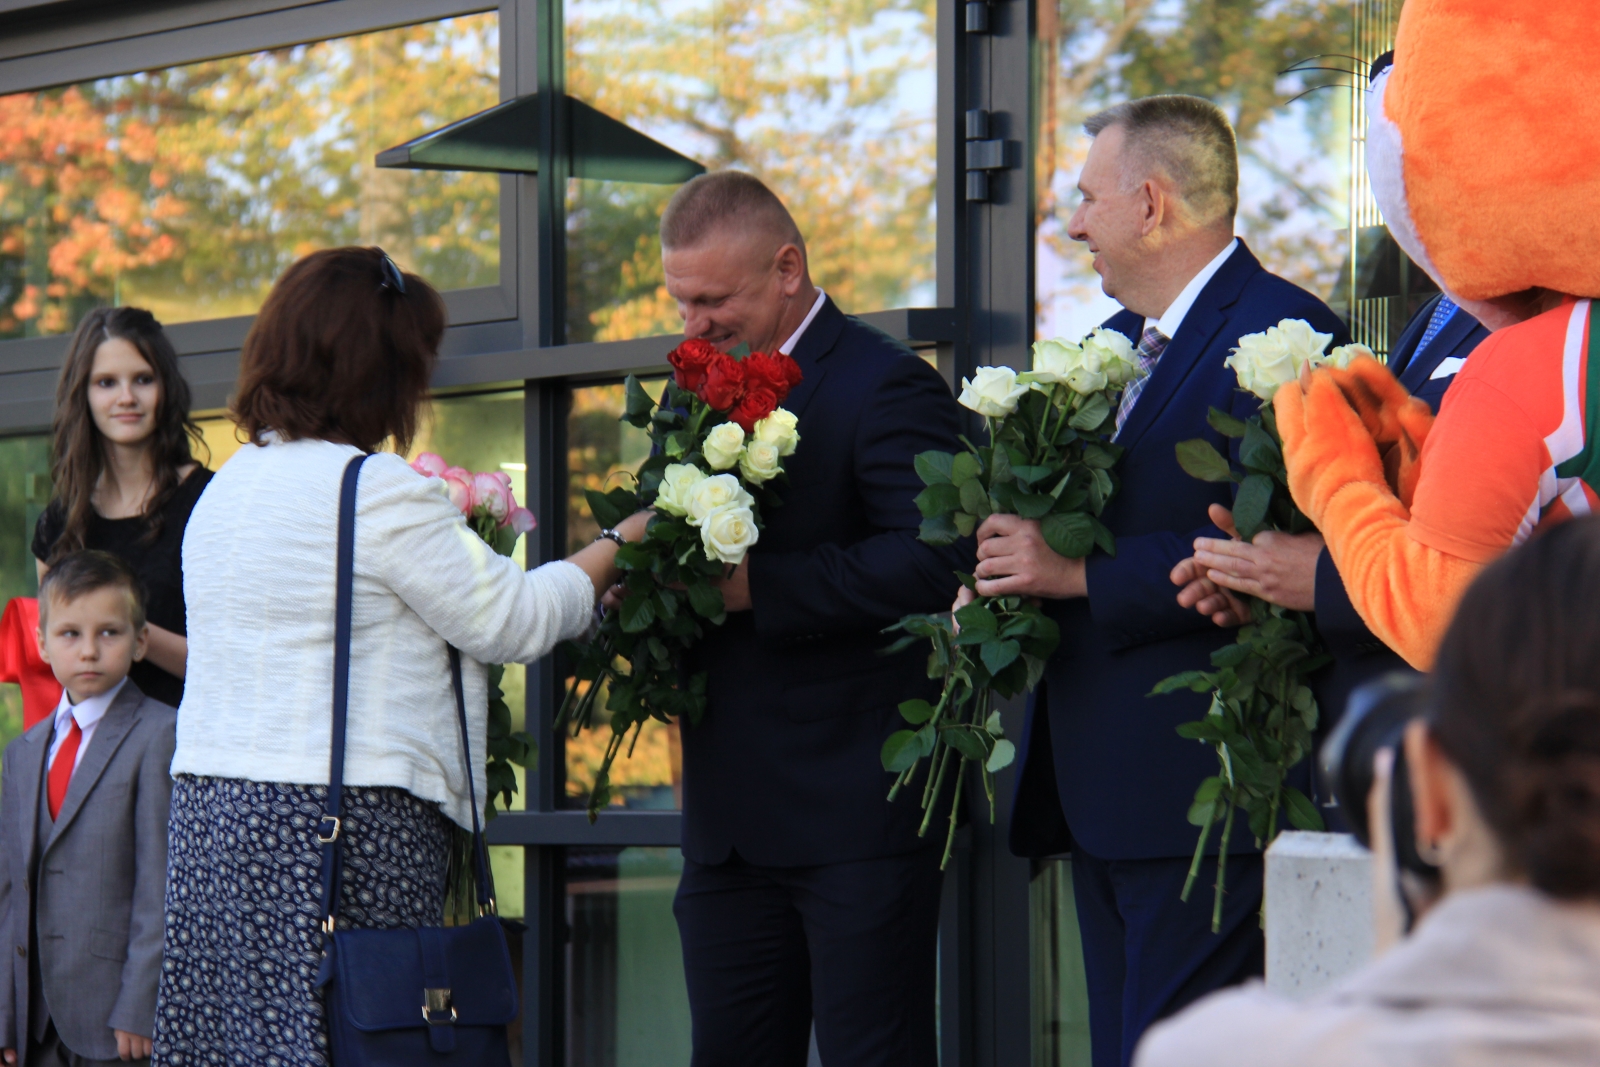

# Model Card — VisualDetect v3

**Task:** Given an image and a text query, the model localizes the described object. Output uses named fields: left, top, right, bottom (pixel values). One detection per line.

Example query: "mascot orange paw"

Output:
left=1274, top=368, right=1391, bottom=525
left=1326, top=357, right=1435, bottom=507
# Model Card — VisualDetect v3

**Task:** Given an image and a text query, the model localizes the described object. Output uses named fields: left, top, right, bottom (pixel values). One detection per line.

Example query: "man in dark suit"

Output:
left=657, top=170, right=970, bottom=1067
left=1176, top=289, right=1488, bottom=752
left=967, top=96, right=1348, bottom=1067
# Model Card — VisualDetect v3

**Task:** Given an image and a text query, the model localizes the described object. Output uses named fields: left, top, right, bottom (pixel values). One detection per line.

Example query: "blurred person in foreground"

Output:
left=1136, top=515, right=1600, bottom=1067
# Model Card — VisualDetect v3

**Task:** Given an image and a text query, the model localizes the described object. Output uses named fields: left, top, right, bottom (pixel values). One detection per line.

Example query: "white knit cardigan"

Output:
left=173, top=437, right=594, bottom=828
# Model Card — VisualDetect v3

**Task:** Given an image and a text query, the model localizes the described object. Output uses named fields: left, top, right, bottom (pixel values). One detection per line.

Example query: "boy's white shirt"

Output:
left=46, top=675, right=127, bottom=774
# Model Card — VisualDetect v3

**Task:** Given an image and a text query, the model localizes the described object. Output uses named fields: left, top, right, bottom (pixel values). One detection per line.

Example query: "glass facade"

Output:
left=0, top=14, right=499, bottom=338
left=1030, top=860, right=1092, bottom=1067
left=1034, top=0, right=1414, bottom=353
left=566, top=847, right=692, bottom=1067
left=561, top=0, right=938, bottom=342
left=0, top=434, right=51, bottom=751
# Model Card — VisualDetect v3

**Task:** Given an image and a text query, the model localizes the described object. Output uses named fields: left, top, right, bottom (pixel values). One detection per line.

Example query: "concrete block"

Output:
left=1264, top=831, right=1374, bottom=1000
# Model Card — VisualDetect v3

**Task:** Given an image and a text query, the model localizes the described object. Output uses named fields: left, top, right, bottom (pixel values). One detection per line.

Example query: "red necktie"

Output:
left=47, top=716, right=82, bottom=820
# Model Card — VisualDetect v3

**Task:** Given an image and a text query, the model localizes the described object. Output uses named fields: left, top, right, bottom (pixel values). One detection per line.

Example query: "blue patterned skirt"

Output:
left=151, top=775, right=451, bottom=1067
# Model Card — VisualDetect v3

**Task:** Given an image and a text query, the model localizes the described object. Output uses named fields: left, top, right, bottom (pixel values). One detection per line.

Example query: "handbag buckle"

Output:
left=423, top=988, right=457, bottom=1025
left=316, top=816, right=342, bottom=844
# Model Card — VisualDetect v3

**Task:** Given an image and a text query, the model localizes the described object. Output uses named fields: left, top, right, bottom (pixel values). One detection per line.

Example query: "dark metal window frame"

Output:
left=0, top=1, right=1031, bottom=1064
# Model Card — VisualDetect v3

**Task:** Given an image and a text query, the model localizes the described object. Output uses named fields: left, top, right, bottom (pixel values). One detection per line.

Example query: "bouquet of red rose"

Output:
left=558, top=339, right=803, bottom=818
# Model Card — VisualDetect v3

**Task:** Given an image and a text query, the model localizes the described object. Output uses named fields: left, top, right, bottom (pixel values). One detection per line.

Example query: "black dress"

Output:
left=32, top=467, right=214, bottom=707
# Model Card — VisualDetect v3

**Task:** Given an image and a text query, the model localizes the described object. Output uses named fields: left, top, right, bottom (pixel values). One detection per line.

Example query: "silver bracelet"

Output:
left=594, top=528, right=627, bottom=548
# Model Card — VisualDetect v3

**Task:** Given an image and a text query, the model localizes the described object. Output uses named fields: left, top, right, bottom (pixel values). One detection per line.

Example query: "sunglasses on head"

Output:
left=377, top=250, right=407, bottom=295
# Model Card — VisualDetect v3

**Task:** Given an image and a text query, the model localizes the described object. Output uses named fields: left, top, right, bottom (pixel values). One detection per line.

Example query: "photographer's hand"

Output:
left=1368, top=747, right=1407, bottom=955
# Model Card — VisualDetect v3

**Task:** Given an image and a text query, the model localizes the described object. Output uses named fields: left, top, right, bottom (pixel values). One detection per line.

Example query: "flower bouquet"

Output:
left=409, top=452, right=539, bottom=819
left=1151, top=319, right=1371, bottom=929
left=558, top=339, right=803, bottom=819
left=882, top=329, right=1138, bottom=867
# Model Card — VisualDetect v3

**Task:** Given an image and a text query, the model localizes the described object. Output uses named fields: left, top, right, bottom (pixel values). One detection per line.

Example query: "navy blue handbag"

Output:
left=315, top=453, right=518, bottom=1064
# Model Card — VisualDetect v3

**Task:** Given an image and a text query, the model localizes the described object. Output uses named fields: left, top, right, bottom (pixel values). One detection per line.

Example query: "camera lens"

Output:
left=1319, top=671, right=1426, bottom=849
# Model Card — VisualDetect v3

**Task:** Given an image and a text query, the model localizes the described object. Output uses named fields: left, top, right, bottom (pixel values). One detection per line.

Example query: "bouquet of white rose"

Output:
left=1152, top=319, right=1371, bottom=929
left=882, top=329, right=1138, bottom=868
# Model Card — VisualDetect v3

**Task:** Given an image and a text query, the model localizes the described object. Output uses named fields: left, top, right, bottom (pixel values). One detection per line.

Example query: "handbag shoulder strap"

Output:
left=319, top=454, right=495, bottom=940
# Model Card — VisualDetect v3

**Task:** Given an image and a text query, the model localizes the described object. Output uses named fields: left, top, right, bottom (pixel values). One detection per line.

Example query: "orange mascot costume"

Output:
left=1275, top=1, right=1600, bottom=669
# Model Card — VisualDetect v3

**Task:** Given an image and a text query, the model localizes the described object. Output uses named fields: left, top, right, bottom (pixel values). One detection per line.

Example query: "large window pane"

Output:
left=567, top=847, right=692, bottom=1067
left=0, top=14, right=499, bottom=338
left=564, top=381, right=681, bottom=810
left=1031, top=859, right=1091, bottom=1067
left=563, top=0, right=937, bottom=343
left=1035, top=2, right=1416, bottom=349
left=0, top=435, right=51, bottom=750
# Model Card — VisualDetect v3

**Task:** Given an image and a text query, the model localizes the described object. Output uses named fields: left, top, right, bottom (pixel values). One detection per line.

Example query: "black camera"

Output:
left=1319, top=671, right=1440, bottom=883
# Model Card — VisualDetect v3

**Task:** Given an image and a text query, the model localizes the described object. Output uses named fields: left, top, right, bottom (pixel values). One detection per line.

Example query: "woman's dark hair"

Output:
left=231, top=247, right=445, bottom=452
left=50, top=306, right=203, bottom=559
left=1429, top=516, right=1600, bottom=898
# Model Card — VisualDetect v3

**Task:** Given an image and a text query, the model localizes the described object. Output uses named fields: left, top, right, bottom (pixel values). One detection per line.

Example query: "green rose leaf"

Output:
left=959, top=478, right=991, bottom=518
left=1239, top=421, right=1283, bottom=473
left=952, top=511, right=979, bottom=538
left=1151, top=670, right=1214, bottom=695
left=943, top=726, right=991, bottom=762
left=1283, top=786, right=1326, bottom=832
left=915, top=483, right=963, bottom=518
left=919, top=513, right=961, bottom=545
left=915, top=450, right=956, bottom=486
left=986, top=738, right=1017, bottom=772
left=899, top=699, right=937, bottom=725
left=1187, top=794, right=1225, bottom=828
left=623, top=375, right=656, bottom=423
left=687, top=581, right=725, bottom=619
left=953, top=601, right=998, bottom=635
left=1233, top=473, right=1275, bottom=542
left=619, top=592, right=656, bottom=633
left=1068, top=391, right=1110, bottom=431
left=1206, top=406, right=1250, bottom=438
left=586, top=488, right=628, bottom=530
left=1010, top=464, right=1052, bottom=486
left=1174, top=439, right=1236, bottom=483
left=881, top=729, right=923, bottom=772
left=951, top=451, right=981, bottom=488
left=980, top=638, right=1021, bottom=675
left=1041, top=511, right=1095, bottom=559
left=1013, top=492, right=1055, bottom=519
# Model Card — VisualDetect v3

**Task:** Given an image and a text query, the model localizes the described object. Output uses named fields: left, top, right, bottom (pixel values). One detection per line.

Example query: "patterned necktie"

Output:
left=1413, top=295, right=1459, bottom=359
left=1115, top=326, right=1169, bottom=435
left=47, top=715, right=82, bottom=820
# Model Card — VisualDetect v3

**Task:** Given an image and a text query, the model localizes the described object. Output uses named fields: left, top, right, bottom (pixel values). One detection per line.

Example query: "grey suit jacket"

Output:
left=0, top=680, right=176, bottom=1059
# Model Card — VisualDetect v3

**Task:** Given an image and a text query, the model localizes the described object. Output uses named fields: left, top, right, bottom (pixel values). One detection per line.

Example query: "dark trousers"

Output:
left=673, top=848, right=943, bottom=1067
left=1071, top=846, right=1264, bottom=1067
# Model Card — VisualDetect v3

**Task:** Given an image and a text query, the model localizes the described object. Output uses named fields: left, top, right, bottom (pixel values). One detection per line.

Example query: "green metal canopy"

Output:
left=375, top=94, right=705, bottom=184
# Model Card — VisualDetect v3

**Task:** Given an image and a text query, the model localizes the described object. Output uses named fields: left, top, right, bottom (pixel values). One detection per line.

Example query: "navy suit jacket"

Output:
left=680, top=297, right=973, bottom=868
left=1310, top=294, right=1489, bottom=731
left=1010, top=242, right=1349, bottom=861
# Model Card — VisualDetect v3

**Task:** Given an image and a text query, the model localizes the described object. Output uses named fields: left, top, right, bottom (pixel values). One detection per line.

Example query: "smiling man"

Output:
left=970, top=97, right=1347, bottom=1067
left=657, top=171, right=971, bottom=1067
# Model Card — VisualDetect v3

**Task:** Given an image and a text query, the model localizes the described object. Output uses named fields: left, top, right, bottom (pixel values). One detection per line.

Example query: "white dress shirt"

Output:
left=174, top=437, right=595, bottom=828
left=779, top=288, right=828, bottom=355
left=47, top=676, right=127, bottom=773
left=1144, top=238, right=1239, bottom=340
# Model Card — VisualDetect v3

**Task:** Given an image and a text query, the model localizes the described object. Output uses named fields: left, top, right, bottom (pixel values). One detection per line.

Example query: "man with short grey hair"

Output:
left=659, top=170, right=971, bottom=1067
left=969, top=96, right=1348, bottom=1067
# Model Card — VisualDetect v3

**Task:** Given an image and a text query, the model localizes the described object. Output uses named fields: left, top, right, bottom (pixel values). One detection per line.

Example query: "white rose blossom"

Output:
left=1224, top=318, right=1335, bottom=400
left=702, top=422, right=746, bottom=470
left=653, top=463, right=703, bottom=517
left=753, top=408, right=801, bottom=456
left=1022, top=338, right=1084, bottom=387
left=958, top=365, right=1029, bottom=417
left=699, top=504, right=759, bottom=564
left=1082, top=328, right=1140, bottom=388
left=685, top=474, right=755, bottom=525
left=739, top=439, right=784, bottom=484
left=1321, top=342, right=1375, bottom=370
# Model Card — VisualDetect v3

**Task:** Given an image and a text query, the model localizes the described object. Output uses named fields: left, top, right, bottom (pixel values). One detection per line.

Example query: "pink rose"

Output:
left=507, top=506, right=537, bottom=535
left=472, top=471, right=512, bottom=522
left=440, top=471, right=474, bottom=515
left=410, top=452, right=449, bottom=478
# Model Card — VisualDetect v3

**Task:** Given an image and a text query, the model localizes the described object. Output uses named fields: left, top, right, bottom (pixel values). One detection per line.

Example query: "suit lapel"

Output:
left=45, top=684, right=143, bottom=849
left=779, top=297, right=846, bottom=420
left=1399, top=300, right=1478, bottom=392
left=1387, top=294, right=1439, bottom=384
left=15, top=719, right=52, bottom=876
left=1115, top=243, right=1264, bottom=455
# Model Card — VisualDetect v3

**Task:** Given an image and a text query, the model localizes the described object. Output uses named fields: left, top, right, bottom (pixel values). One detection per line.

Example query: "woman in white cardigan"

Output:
left=151, top=247, right=647, bottom=1066
left=1136, top=516, right=1600, bottom=1067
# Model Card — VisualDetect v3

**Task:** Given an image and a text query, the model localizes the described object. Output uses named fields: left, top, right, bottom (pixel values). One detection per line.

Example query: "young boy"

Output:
left=0, top=551, right=175, bottom=1067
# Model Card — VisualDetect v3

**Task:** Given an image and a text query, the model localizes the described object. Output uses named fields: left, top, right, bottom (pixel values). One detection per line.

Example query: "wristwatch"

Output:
left=594, top=528, right=627, bottom=547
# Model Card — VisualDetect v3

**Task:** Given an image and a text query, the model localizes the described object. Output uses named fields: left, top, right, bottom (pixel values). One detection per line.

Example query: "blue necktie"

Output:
left=1115, top=327, right=1168, bottom=436
left=1413, top=296, right=1458, bottom=360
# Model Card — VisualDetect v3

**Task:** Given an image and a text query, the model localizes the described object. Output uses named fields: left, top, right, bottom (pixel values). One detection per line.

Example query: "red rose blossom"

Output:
left=668, top=338, right=720, bottom=394
left=740, top=351, right=804, bottom=405
left=700, top=355, right=746, bottom=411
left=728, top=384, right=779, bottom=432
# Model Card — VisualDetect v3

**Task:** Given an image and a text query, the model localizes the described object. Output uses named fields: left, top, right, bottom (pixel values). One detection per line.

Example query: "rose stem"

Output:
left=1211, top=800, right=1236, bottom=934
left=1180, top=800, right=1217, bottom=903
left=941, top=756, right=970, bottom=870
left=922, top=684, right=962, bottom=811
left=920, top=745, right=955, bottom=837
